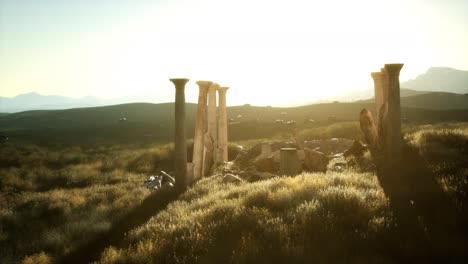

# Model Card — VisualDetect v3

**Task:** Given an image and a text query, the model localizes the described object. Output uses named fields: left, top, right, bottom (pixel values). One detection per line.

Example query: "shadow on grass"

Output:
left=59, top=187, right=180, bottom=264
left=376, top=144, right=468, bottom=263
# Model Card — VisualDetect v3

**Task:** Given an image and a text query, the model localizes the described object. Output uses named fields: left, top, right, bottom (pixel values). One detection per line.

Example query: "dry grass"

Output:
left=99, top=172, right=393, bottom=264
left=1, top=121, right=467, bottom=263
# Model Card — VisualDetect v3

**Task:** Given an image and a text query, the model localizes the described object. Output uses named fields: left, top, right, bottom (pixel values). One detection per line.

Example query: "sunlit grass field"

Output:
left=1, top=122, right=467, bottom=263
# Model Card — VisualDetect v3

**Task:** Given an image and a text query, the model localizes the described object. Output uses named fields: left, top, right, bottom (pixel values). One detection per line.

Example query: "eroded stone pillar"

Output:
left=371, top=71, right=385, bottom=124
left=381, top=68, right=390, bottom=103
left=207, top=83, right=219, bottom=163
left=193, top=81, right=212, bottom=181
left=280, top=148, right=302, bottom=176
left=217, top=86, right=229, bottom=162
left=384, top=63, right=404, bottom=162
left=170, top=78, right=189, bottom=191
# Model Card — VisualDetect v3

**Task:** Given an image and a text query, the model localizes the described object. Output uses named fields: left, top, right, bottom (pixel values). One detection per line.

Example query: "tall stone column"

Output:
left=170, top=78, right=189, bottom=192
left=217, top=86, right=229, bottom=162
left=207, top=83, right=219, bottom=163
left=381, top=68, right=389, bottom=103
left=371, top=72, right=385, bottom=124
left=384, top=64, right=404, bottom=162
left=192, top=81, right=212, bottom=181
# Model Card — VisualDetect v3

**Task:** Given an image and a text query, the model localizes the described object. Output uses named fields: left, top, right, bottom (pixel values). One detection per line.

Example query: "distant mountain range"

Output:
left=326, top=67, right=468, bottom=102
left=403, top=67, right=468, bottom=94
left=0, top=93, right=163, bottom=113
left=1, top=67, right=467, bottom=113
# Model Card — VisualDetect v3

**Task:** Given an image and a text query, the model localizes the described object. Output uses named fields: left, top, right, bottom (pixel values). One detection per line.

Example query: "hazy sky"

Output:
left=1, top=0, right=467, bottom=105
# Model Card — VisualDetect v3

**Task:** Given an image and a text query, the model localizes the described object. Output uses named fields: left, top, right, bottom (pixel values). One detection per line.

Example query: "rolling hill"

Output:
left=1, top=99, right=467, bottom=147
left=359, top=91, right=468, bottom=110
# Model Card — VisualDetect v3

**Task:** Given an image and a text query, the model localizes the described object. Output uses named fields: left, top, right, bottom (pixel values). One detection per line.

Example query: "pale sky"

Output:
left=1, top=0, right=467, bottom=106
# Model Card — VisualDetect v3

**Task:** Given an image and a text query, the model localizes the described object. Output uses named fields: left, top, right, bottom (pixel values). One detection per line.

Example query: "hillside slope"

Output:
left=1, top=102, right=467, bottom=146
left=360, top=92, right=468, bottom=110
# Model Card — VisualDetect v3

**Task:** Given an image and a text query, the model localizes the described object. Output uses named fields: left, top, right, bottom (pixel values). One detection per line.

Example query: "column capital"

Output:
left=217, top=86, right=229, bottom=94
left=170, top=78, right=189, bottom=88
left=371, top=72, right=384, bottom=80
left=209, top=83, right=220, bottom=91
left=384, top=64, right=404, bottom=77
left=196, top=81, right=213, bottom=91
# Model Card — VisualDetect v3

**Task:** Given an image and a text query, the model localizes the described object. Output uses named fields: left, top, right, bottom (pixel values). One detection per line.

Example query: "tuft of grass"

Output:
left=98, top=172, right=393, bottom=263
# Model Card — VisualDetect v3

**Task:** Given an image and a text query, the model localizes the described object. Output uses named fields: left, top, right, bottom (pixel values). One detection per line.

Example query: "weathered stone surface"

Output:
left=193, top=81, right=212, bottom=181
left=303, top=148, right=329, bottom=172
left=360, top=109, right=378, bottom=151
left=344, top=140, right=367, bottom=158
left=269, top=150, right=281, bottom=163
left=253, top=157, right=276, bottom=173
left=170, top=78, right=189, bottom=192
left=280, top=148, right=302, bottom=176
left=223, top=173, right=244, bottom=184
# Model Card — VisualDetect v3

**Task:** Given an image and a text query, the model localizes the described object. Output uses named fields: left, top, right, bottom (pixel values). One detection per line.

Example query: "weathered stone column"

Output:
left=280, top=148, right=302, bottom=176
left=192, top=81, right=212, bottom=181
left=170, top=78, right=189, bottom=191
left=217, top=86, right=229, bottom=162
left=384, top=64, right=404, bottom=162
left=381, top=68, right=390, bottom=103
left=207, top=83, right=219, bottom=163
left=371, top=71, right=385, bottom=124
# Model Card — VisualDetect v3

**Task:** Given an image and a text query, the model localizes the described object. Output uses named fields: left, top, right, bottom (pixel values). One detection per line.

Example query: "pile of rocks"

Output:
left=233, top=138, right=355, bottom=175
left=144, top=170, right=175, bottom=190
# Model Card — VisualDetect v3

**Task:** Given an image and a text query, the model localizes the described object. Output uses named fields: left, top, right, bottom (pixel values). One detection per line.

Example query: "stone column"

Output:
left=384, top=64, right=404, bottom=162
left=217, top=86, right=229, bottom=162
left=192, top=81, right=212, bottom=181
left=381, top=68, right=389, bottom=103
left=207, top=83, right=219, bottom=163
left=280, top=148, right=302, bottom=176
left=170, top=78, right=189, bottom=192
left=371, top=72, right=385, bottom=124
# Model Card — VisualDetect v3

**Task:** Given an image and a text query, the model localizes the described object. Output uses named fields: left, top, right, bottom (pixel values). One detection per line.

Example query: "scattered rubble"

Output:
left=144, top=170, right=176, bottom=190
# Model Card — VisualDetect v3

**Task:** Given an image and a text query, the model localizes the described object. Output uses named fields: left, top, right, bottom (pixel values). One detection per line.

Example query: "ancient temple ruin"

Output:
left=169, top=63, right=404, bottom=188
left=366, top=63, right=404, bottom=164
left=170, top=79, right=230, bottom=190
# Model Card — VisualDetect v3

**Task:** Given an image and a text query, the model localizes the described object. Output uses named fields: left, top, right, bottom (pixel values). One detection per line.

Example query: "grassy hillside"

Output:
left=96, top=125, right=468, bottom=263
left=1, top=122, right=467, bottom=263
left=1, top=101, right=467, bottom=147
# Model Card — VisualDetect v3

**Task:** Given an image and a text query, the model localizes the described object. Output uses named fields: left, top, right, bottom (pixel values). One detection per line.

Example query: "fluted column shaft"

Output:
left=207, top=83, right=219, bottom=163
left=170, top=78, right=189, bottom=192
left=371, top=72, right=385, bottom=125
left=384, top=64, right=404, bottom=162
left=193, top=81, right=212, bottom=181
left=217, top=86, right=229, bottom=162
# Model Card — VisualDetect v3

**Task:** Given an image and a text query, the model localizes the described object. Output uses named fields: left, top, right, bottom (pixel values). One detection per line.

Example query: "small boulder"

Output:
left=269, top=150, right=281, bottom=163
left=303, top=148, right=329, bottom=172
left=253, top=157, right=276, bottom=173
left=344, top=140, right=367, bottom=158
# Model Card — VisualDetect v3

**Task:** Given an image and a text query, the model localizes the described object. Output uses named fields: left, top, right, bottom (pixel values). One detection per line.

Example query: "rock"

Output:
left=269, top=150, right=281, bottom=163
left=223, top=173, right=244, bottom=184
left=144, top=175, right=162, bottom=189
left=303, top=148, right=329, bottom=172
left=333, top=162, right=347, bottom=172
left=298, top=149, right=305, bottom=161
left=253, top=157, right=276, bottom=173
left=344, top=140, right=367, bottom=158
